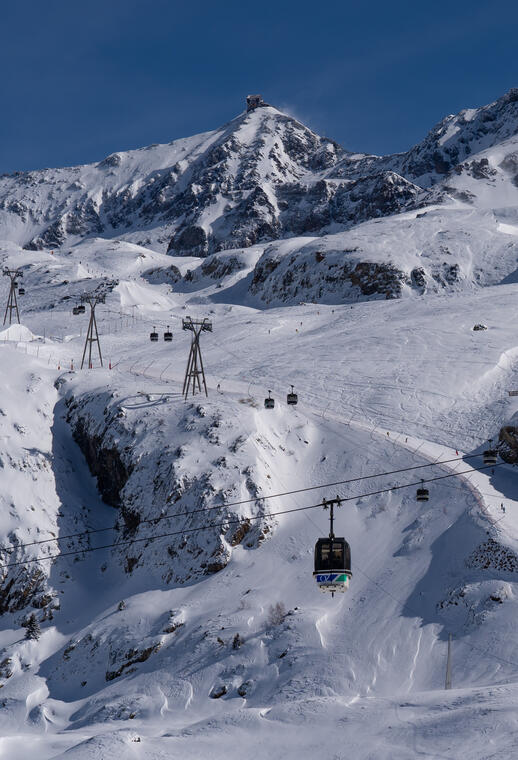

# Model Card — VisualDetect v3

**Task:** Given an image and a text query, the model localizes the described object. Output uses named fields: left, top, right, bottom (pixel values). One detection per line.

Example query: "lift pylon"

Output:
left=182, top=317, right=212, bottom=399
left=80, top=293, right=105, bottom=369
left=3, top=268, right=23, bottom=326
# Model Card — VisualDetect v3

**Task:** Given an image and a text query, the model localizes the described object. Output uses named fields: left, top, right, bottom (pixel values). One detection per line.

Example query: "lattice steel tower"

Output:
left=182, top=317, right=212, bottom=399
left=80, top=293, right=105, bottom=369
left=3, top=268, right=23, bottom=325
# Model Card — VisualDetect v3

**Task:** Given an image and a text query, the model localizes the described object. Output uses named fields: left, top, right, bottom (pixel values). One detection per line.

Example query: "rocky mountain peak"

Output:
left=0, top=90, right=517, bottom=257
left=395, top=87, right=518, bottom=186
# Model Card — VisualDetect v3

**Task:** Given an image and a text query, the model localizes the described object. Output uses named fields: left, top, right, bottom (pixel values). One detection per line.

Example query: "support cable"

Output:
left=0, top=460, right=506, bottom=570
left=4, top=454, right=506, bottom=553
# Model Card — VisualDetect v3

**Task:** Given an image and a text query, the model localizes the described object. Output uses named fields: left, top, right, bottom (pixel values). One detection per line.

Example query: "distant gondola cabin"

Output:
left=287, top=385, right=298, bottom=405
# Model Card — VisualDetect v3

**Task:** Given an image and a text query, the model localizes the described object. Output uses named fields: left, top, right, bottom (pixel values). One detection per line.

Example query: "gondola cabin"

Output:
left=163, top=327, right=173, bottom=342
left=287, top=385, right=298, bottom=405
left=18, top=287, right=25, bottom=295
left=264, top=391, right=275, bottom=409
left=150, top=327, right=159, bottom=342
left=72, top=306, right=80, bottom=315
left=76, top=304, right=85, bottom=314
left=416, top=484, right=429, bottom=502
left=483, top=448, right=497, bottom=466
left=313, top=537, right=351, bottom=593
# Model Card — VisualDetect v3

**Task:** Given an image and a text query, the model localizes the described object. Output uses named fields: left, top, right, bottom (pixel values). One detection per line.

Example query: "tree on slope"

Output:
left=24, top=613, right=41, bottom=641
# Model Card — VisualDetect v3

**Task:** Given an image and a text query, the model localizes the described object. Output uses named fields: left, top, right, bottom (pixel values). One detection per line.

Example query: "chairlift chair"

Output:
left=287, top=384, right=298, bottom=405
left=163, top=326, right=173, bottom=342
left=264, top=390, right=275, bottom=409
left=150, top=327, right=159, bottom=342
left=416, top=479, right=429, bottom=502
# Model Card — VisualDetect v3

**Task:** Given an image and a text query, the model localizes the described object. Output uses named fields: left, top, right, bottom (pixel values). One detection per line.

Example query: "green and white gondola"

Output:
left=313, top=537, right=351, bottom=593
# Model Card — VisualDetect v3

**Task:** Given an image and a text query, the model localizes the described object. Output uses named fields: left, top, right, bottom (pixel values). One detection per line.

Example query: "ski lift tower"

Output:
left=80, top=291, right=106, bottom=369
left=182, top=316, right=212, bottom=399
left=3, top=268, right=23, bottom=325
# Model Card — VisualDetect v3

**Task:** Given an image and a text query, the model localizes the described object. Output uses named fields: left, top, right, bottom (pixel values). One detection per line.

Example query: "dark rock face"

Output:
left=455, top=157, right=497, bottom=180
left=98, top=153, right=122, bottom=169
left=199, top=254, right=246, bottom=279
left=214, top=186, right=280, bottom=251
left=72, top=418, right=132, bottom=508
left=64, top=392, right=271, bottom=584
left=499, top=152, right=518, bottom=187
left=24, top=199, right=104, bottom=251
left=105, top=642, right=161, bottom=681
left=66, top=394, right=133, bottom=509
left=498, top=425, right=518, bottom=463
left=167, top=225, right=208, bottom=256
left=143, top=263, right=182, bottom=285
left=275, top=172, right=423, bottom=238
left=439, top=186, right=476, bottom=204
left=432, top=262, right=461, bottom=286
left=249, top=246, right=407, bottom=304
left=347, top=261, right=404, bottom=298
left=162, top=111, right=345, bottom=256
left=0, top=567, right=52, bottom=615
left=499, top=152, right=518, bottom=174
left=250, top=256, right=282, bottom=291
left=467, top=538, right=518, bottom=573
left=411, top=267, right=427, bottom=291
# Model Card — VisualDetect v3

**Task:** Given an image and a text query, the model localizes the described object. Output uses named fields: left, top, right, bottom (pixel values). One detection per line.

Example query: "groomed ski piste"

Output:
left=1, top=233, right=518, bottom=759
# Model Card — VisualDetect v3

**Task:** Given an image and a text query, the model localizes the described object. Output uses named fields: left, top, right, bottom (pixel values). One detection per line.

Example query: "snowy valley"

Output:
left=1, top=92, right=518, bottom=758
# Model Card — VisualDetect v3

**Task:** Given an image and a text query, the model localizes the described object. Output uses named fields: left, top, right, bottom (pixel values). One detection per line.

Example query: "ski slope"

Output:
left=0, top=234, right=518, bottom=758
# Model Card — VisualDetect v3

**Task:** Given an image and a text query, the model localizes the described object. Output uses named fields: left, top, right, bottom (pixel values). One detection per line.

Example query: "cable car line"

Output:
left=0, top=460, right=505, bottom=571
left=3, top=453, right=506, bottom=554
left=24, top=306, right=518, bottom=670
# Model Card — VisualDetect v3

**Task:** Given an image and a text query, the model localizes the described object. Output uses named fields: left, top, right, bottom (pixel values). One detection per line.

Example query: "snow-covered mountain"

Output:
left=0, top=102, right=427, bottom=257
left=3, top=90, right=518, bottom=308
left=2, top=92, right=518, bottom=758
left=328, top=87, right=518, bottom=185
left=0, top=106, right=347, bottom=253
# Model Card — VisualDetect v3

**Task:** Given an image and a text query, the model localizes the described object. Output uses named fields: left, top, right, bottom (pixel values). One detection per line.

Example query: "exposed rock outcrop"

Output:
left=498, top=425, right=518, bottom=464
left=64, top=389, right=273, bottom=584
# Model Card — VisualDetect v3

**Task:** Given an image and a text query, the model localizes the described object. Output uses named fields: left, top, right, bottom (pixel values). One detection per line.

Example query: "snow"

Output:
left=0, top=323, right=38, bottom=342
left=498, top=221, right=518, bottom=236
left=0, top=240, right=518, bottom=757
left=2, top=97, right=518, bottom=758
left=438, top=117, right=461, bottom=146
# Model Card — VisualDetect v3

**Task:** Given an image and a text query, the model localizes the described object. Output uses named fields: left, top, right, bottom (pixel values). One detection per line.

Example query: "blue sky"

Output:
left=1, top=0, right=518, bottom=172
